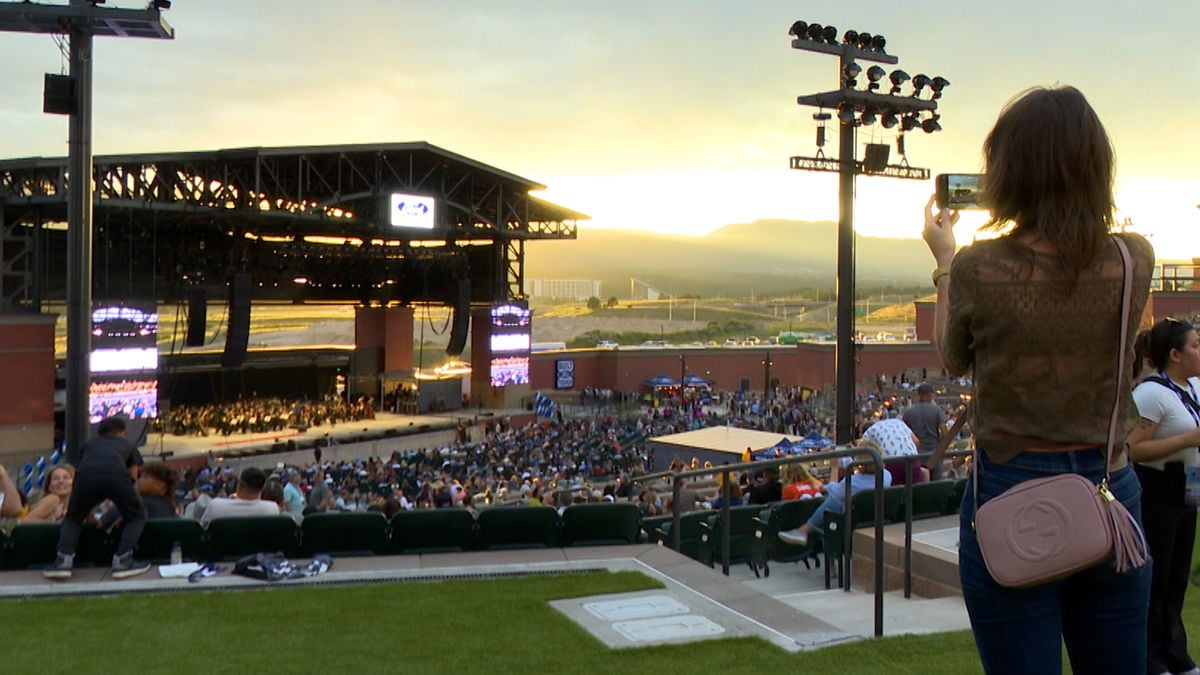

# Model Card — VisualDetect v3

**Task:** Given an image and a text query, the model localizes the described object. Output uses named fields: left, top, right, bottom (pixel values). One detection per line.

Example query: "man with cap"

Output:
left=901, top=383, right=947, bottom=479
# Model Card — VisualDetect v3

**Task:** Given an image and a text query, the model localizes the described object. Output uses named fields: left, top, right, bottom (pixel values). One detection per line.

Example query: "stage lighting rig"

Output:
left=786, top=19, right=950, bottom=454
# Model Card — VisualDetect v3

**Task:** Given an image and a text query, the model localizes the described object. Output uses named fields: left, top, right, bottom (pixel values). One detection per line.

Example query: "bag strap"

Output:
left=925, top=402, right=969, bottom=472
left=1108, top=235, right=1134, bottom=472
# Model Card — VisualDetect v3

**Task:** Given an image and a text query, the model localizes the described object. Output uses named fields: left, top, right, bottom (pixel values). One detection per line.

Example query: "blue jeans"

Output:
left=960, top=448, right=1151, bottom=675
left=805, top=494, right=844, bottom=531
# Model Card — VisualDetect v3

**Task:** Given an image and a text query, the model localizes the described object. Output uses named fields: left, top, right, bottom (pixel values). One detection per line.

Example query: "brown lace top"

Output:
left=941, top=232, right=1154, bottom=464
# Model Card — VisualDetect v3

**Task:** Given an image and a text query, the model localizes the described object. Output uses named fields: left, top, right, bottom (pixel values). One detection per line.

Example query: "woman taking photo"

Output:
left=923, top=85, right=1154, bottom=674
left=1129, top=318, right=1200, bottom=675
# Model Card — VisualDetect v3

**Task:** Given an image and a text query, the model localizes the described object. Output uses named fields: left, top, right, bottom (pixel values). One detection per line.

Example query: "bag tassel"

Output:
left=1101, top=482, right=1149, bottom=573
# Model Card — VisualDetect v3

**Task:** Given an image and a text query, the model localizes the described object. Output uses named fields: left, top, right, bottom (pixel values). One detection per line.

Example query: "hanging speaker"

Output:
left=863, top=143, right=890, bottom=173
left=446, top=279, right=470, bottom=357
left=222, top=273, right=251, bottom=367
left=185, top=288, right=206, bottom=347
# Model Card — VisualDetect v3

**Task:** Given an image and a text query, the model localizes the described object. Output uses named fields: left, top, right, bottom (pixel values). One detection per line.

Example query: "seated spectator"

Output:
left=777, top=444, right=893, bottom=547
left=781, top=463, right=823, bottom=500
left=23, top=465, right=75, bottom=523
left=711, top=470, right=744, bottom=509
left=862, top=418, right=929, bottom=485
left=183, top=484, right=213, bottom=520
left=261, top=477, right=286, bottom=510
left=747, top=467, right=783, bottom=505
left=137, top=462, right=180, bottom=519
left=200, top=467, right=279, bottom=525
left=0, top=464, right=23, bottom=518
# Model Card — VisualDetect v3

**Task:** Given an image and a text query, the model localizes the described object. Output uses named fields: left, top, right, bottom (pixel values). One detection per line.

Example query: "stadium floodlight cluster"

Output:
left=788, top=19, right=949, bottom=137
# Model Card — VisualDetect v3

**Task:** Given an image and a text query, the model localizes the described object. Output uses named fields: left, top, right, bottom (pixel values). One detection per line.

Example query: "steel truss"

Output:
left=0, top=143, right=582, bottom=308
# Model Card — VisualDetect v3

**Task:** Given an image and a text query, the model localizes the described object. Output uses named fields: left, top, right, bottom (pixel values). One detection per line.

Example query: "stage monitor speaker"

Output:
left=222, top=273, right=251, bottom=367
left=863, top=143, right=890, bottom=173
left=185, top=288, right=207, bottom=347
left=446, top=279, right=470, bottom=357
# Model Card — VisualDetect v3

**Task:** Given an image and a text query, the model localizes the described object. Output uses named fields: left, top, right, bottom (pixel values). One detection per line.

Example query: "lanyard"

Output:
left=1153, top=371, right=1200, bottom=428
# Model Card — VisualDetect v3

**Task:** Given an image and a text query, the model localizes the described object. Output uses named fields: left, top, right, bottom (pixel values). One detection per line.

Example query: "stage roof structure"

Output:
left=0, top=142, right=585, bottom=308
left=646, top=426, right=801, bottom=472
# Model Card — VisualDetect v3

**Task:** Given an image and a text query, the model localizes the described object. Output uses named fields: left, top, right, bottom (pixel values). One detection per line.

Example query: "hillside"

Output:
left=524, top=219, right=931, bottom=298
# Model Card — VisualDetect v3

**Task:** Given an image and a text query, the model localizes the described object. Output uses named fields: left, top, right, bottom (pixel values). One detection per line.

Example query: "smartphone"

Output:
left=935, top=173, right=986, bottom=210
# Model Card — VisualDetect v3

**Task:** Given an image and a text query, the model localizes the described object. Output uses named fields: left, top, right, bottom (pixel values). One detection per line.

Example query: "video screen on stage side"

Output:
left=488, top=302, right=531, bottom=387
left=489, top=356, right=530, bottom=387
left=89, top=302, right=158, bottom=421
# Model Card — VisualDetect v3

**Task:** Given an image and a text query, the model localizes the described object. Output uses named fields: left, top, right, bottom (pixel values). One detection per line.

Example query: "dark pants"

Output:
left=1136, top=464, right=1197, bottom=675
left=57, top=469, right=146, bottom=558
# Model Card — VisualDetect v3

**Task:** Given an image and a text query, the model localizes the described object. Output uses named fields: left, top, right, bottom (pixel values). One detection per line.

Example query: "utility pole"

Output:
left=787, top=20, right=947, bottom=445
left=0, top=1, right=174, bottom=460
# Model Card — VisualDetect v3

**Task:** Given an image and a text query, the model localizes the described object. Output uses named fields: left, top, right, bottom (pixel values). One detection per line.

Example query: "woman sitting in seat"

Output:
left=22, top=465, right=75, bottom=523
left=777, top=442, right=892, bottom=547
left=781, top=463, right=823, bottom=500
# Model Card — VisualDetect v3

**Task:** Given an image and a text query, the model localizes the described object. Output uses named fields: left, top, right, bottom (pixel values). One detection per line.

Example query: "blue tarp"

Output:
left=644, top=374, right=680, bottom=388
left=681, top=373, right=711, bottom=388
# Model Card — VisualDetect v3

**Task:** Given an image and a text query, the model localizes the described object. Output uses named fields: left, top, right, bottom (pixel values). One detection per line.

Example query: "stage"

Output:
left=135, top=410, right=529, bottom=467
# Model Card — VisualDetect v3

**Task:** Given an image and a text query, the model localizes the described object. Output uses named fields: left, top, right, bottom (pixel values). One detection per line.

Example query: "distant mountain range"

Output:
left=524, top=219, right=932, bottom=298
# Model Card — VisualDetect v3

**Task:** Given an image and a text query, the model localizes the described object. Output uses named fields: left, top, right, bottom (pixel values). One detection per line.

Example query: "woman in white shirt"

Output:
left=1129, top=317, right=1200, bottom=675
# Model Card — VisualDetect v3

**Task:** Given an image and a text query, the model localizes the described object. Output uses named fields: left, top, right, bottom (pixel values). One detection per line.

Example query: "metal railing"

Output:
left=632, top=444, right=889, bottom=637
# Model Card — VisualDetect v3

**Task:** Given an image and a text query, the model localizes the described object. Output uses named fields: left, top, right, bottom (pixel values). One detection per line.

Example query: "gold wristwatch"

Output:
left=931, top=265, right=952, bottom=287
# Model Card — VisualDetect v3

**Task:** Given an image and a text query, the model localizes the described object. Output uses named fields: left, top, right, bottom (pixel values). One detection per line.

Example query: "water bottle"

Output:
left=170, top=541, right=183, bottom=565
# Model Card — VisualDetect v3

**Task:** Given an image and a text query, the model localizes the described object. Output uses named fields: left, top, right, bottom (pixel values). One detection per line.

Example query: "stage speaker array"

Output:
left=446, top=278, right=470, bottom=357
left=221, top=273, right=251, bottom=368
left=863, top=143, right=891, bottom=173
left=185, top=288, right=207, bottom=347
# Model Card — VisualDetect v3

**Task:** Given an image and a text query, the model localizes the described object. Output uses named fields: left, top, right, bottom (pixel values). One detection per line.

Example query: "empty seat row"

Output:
left=0, top=502, right=646, bottom=570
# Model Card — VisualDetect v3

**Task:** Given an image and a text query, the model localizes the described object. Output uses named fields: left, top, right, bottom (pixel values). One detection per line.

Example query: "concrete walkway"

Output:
left=0, top=533, right=970, bottom=653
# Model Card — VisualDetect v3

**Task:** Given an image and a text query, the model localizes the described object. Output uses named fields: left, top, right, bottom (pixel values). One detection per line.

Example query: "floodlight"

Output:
left=880, top=111, right=899, bottom=129
left=921, top=114, right=942, bottom=133
left=900, top=114, right=920, bottom=132
left=842, top=61, right=861, bottom=88
left=871, top=35, right=886, bottom=52
left=807, top=23, right=824, bottom=41
left=866, top=65, right=886, bottom=91
left=859, top=108, right=877, bottom=126
left=888, top=69, right=910, bottom=94
left=930, top=76, right=951, bottom=99
left=857, top=32, right=873, bottom=50
left=789, top=20, right=808, bottom=37
left=822, top=25, right=838, bottom=44
left=838, top=107, right=856, bottom=124
left=842, top=29, right=859, bottom=45
left=911, top=74, right=931, bottom=96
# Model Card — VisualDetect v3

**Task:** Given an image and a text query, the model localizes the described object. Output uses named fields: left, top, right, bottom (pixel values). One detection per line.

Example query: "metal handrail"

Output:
left=632, top=444, right=888, bottom=637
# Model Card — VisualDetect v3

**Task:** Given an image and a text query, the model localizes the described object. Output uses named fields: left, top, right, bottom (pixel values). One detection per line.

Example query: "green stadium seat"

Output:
left=558, top=502, right=642, bottom=546
left=389, top=509, right=476, bottom=554
left=134, top=518, right=206, bottom=564
left=205, top=515, right=300, bottom=562
left=946, top=477, right=968, bottom=515
left=301, top=512, right=389, bottom=557
left=822, top=485, right=902, bottom=589
left=639, top=514, right=672, bottom=544
left=476, top=505, right=560, bottom=550
left=903, top=480, right=958, bottom=521
left=750, top=497, right=824, bottom=577
left=698, top=504, right=764, bottom=573
left=7, top=522, right=114, bottom=570
left=652, top=510, right=709, bottom=563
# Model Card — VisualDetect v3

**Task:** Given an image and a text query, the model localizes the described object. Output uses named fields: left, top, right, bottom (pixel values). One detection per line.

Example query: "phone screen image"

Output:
left=936, top=173, right=986, bottom=210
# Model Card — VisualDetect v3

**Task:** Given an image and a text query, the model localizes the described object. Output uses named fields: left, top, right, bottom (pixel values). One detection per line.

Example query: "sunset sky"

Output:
left=1, top=1, right=1197, bottom=257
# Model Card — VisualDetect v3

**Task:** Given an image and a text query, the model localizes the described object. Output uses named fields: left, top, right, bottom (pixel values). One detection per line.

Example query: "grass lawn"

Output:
left=6, top=536, right=1200, bottom=675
